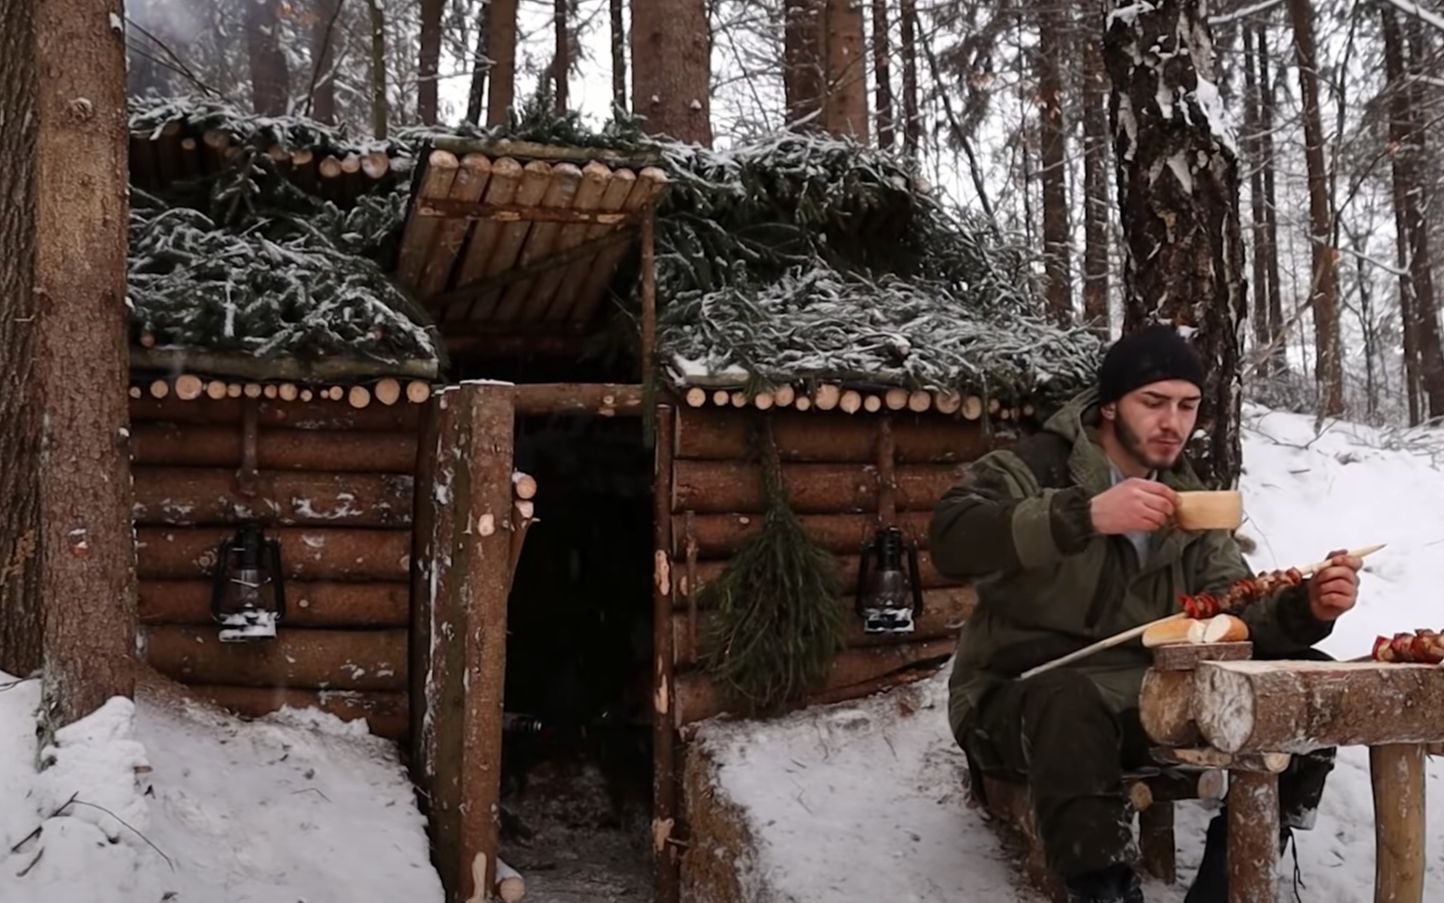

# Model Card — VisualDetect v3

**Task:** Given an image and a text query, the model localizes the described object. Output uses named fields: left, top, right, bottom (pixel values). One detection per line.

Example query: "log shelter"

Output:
left=121, top=105, right=1095, bottom=903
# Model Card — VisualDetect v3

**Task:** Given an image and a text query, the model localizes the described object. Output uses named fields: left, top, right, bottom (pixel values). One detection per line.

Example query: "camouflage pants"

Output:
left=964, top=658, right=1335, bottom=880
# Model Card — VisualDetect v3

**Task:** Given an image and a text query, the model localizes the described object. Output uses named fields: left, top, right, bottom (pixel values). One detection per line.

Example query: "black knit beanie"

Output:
left=1098, top=324, right=1205, bottom=404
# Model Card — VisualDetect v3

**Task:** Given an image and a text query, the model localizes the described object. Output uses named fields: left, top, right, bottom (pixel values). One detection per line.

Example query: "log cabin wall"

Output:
left=665, top=397, right=1033, bottom=727
left=127, top=383, right=432, bottom=742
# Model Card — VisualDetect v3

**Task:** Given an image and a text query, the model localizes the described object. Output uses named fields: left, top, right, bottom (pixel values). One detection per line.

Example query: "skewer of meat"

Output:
left=1019, top=544, right=1384, bottom=679
left=1178, top=567, right=1305, bottom=619
left=1371, top=629, right=1444, bottom=664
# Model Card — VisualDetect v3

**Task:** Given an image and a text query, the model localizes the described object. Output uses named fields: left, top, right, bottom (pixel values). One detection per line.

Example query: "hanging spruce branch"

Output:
left=699, top=417, right=844, bottom=715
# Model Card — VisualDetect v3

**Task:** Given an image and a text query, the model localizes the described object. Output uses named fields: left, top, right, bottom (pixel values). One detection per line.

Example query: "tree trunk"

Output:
left=419, top=0, right=444, bottom=124
left=822, top=0, right=868, bottom=140
left=1403, top=17, right=1444, bottom=420
left=630, top=0, right=712, bottom=145
left=309, top=0, right=340, bottom=123
left=1242, top=25, right=1268, bottom=359
left=35, top=0, right=137, bottom=728
left=1383, top=9, right=1423, bottom=423
left=554, top=0, right=569, bottom=111
left=871, top=0, right=893, bottom=148
left=1036, top=0, right=1071, bottom=325
left=611, top=0, right=626, bottom=112
left=1257, top=25, right=1285, bottom=375
left=784, top=0, right=825, bottom=129
left=487, top=0, right=517, bottom=125
left=1286, top=0, right=1344, bottom=416
left=367, top=0, right=389, bottom=138
left=899, top=0, right=921, bottom=158
left=245, top=0, right=290, bottom=115
left=1081, top=0, right=1110, bottom=335
left=1105, top=0, right=1246, bottom=488
left=0, top=0, right=43, bottom=678
left=465, top=1, right=488, bottom=125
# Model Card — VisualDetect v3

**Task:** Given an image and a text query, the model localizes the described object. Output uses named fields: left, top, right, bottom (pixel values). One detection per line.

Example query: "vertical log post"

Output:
left=1226, top=770, right=1280, bottom=903
left=1138, top=803, right=1176, bottom=885
left=422, top=384, right=515, bottom=903
left=1370, top=743, right=1426, bottom=903
left=640, top=209, right=657, bottom=388
left=653, top=403, right=678, bottom=903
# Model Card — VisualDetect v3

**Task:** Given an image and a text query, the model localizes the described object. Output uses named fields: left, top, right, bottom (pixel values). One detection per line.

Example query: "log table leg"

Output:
left=1226, top=770, right=1279, bottom=903
left=1370, top=744, right=1426, bottom=903
left=1138, top=803, right=1176, bottom=885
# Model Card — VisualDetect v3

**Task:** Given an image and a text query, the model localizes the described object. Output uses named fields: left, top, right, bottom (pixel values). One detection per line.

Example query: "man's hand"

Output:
left=1088, top=478, right=1179, bottom=535
left=1307, top=548, right=1362, bottom=622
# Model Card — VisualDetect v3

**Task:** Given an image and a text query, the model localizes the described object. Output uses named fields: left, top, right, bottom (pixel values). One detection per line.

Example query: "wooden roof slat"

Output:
left=533, top=165, right=637, bottom=321
left=492, top=162, right=584, bottom=322
left=395, top=150, right=461, bottom=288
left=462, top=160, right=554, bottom=321
left=565, top=166, right=670, bottom=326
left=445, top=156, right=525, bottom=322
left=417, top=153, right=493, bottom=299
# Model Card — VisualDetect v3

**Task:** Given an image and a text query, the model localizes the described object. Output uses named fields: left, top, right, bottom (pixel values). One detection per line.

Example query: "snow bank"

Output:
left=692, top=405, right=1444, bottom=901
left=0, top=679, right=442, bottom=903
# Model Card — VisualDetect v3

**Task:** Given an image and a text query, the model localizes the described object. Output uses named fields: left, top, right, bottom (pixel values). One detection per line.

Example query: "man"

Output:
left=928, top=325, right=1363, bottom=903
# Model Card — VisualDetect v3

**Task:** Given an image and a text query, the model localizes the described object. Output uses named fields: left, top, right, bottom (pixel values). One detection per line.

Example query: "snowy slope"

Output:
left=0, top=677, right=442, bottom=903
left=693, top=404, right=1444, bottom=902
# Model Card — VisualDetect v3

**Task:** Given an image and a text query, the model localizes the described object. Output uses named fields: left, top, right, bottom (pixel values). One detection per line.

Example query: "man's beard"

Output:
left=1115, top=412, right=1182, bottom=472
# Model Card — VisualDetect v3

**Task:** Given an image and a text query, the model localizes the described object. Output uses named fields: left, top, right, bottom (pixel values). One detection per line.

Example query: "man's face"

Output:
left=1102, top=379, right=1201, bottom=471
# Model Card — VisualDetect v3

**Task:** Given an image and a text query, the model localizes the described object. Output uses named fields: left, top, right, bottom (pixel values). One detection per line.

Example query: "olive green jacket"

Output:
left=929, top=388, right=1331, bottom=745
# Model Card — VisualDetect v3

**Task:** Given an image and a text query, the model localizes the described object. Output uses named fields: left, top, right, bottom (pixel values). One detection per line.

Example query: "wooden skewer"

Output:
left=1018, top=545, right=1386, bottom=680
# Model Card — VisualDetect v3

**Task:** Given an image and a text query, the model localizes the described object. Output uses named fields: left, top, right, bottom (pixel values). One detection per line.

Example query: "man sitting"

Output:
left=928, top=325, right=1363, bottom=903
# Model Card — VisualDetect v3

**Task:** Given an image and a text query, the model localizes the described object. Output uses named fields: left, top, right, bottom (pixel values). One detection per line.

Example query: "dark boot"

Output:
left=1065, top=863, right=1144, bottom=903
left=1183, top=815, right=1227, bottom=903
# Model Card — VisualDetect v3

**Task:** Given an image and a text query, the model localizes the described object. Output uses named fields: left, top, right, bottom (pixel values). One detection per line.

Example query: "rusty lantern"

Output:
left=211, top=523, right=285, bottom=643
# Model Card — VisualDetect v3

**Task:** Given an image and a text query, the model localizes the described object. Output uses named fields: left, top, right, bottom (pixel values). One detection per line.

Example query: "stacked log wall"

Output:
left=668, top=404, right=1019, bottom=725
left=129, top=392, right=422, bottom=741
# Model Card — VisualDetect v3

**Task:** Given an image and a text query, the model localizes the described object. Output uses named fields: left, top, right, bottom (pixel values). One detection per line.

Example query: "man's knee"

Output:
left=1014, top=671, right=1119, bottom=760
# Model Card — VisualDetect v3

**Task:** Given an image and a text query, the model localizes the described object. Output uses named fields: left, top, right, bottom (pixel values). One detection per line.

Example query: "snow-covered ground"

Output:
left=0, top=676, right=442, bottom=903
left=2, top=403, right=1443, bottom=902
left=693, top=404, right=1444, bottom=902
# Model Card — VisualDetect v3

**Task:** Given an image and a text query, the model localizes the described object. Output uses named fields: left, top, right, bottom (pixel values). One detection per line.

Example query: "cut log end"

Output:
left=374, top=378, right=401, bottom=406
left=348, top=385, right=372, bottom=409
left=513, top=471, right=537, bottom=500
left=685, top=387, right=708, bottom=408
left=175, top=375, right=203, bottom=401
left=407, top=381, right=432, bottom=404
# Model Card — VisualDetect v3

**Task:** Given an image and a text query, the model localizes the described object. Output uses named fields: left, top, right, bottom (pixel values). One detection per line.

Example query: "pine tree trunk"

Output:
left=367, top=0, right=388, bottom=139
left=611, top=0, right=626, bottom=112
left=1286, top=0, right=1343, bottom=416
left=309, top=0, right=340, bottom=123
left=1257, top=25, right=1285, bottom=375
left=1106, top=0, right=1246, bottom=488
left=419, top=0, right=444, bottom=124
left=246, top=0, right=290, bottom=115
left=465, top=2, right=489, bottom=125
left=487, top=0, right=517, bottom=125
left=1404, top=18, right=1444, bottom=420
left=0, top=0, right=43, bottom=678
left=631, top=0, right=712, bottom=145
left=1036, top=0, right=1071, bottom=325
left=784, top=0, right=825, bottom=130
left=1382, top=9, right=1422, bottom=423
left=554, top=0, right=569, bottom=111
left=35, top=0, right=137, bottom=727
left=1242, top=26, right=1267, bottom=359
left=899, top=0, right=920, bottom=158
left=1081, top=0, right=1111, bottom=335
left=871, top=0, right=893, bottom=148
left=822, top=0, right=868, bottom=140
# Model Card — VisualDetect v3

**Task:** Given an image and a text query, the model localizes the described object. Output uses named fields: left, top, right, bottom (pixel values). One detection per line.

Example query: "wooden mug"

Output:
left=1174, top=490, right=1243, bottom=531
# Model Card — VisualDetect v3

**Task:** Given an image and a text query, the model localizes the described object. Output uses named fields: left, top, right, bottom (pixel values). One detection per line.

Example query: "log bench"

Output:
left=976, top=765, right=1225, bottom=902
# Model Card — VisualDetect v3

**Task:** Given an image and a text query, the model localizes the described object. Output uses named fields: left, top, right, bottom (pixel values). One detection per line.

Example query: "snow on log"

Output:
left=1194, top=660, right=1444, bottom=753
left=132, top=468, right=413, bottom=527
left=671, top=586, right=973, bottom=665
left=673, top=407, right=993, bottom=463
left=130, top=423, right=419, bottom=472
left=129, top=395, right=422, bottom=431
left=143, top=626, right=408, bottom=691
left=136, top=526, right=412, bottom=581
left=678, top=511, right=932, bottom=557
left=676, top=549, right=961, bottom=599
left=674, top=638, right=954, bottom=725
left=671, top=459, right=966, bottom=514
left=139, top=579, right=409, bottom=628
left=188, top=684, right=409, bottom=741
